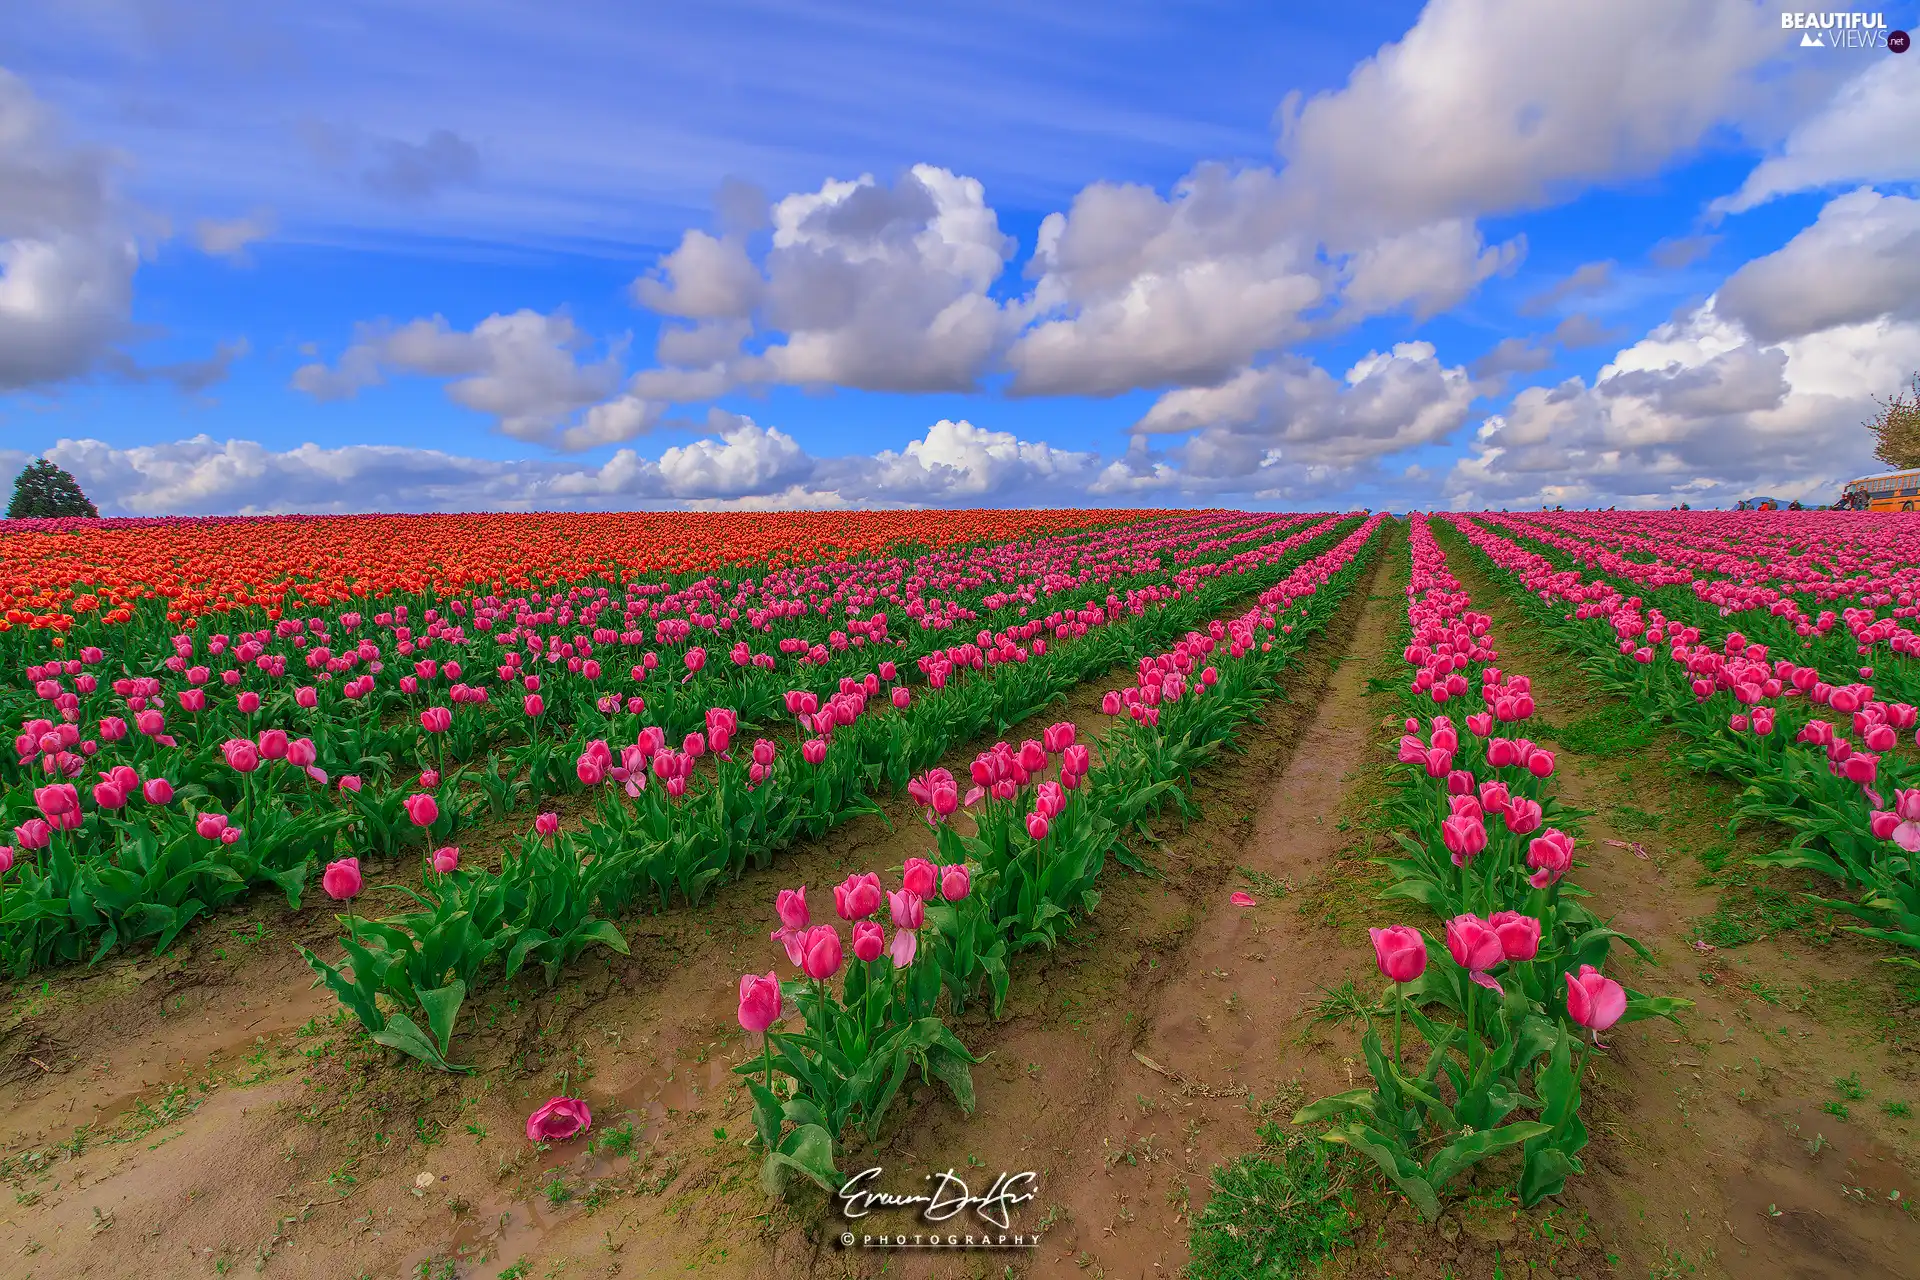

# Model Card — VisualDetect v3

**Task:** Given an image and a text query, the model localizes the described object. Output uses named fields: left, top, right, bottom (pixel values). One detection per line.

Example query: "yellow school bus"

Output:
left=1841, top=469, right=1920, bottom=511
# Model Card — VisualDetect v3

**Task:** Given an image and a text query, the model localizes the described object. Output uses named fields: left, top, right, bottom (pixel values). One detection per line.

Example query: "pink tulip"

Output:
left=257, top=729, right=289, bottom=761
left=1043, top=721, right=1076, bottom=753
left=237, top=691, right=261, bottom=714
left=431, top=846, right=460, bottom=874
left=338, top=774, right=363, bottom=793
left=1526, top=749, right=1556, bottom=779
left=1026, top=812, right=1050, bottom=842
left=888, top=888, right=925, bottom=931
left=14, top=819, right=50, bottom=850
left=737, top=972, right=782, bottom=1032
left=941, top=863, right=971, bottom=901
left=1445, top=913, right=1505, bottom=990
left=1369, top=925, right=1428, bottom=983
left=222, top=738, right=260, bottom=773
left=1565, top=965, right=1627, bottom=1033
left=800, top=925, right=844, bottom=980
left=1440, top=814, right=1487, bottom=865
left=1526, top=828, right=1575, bottom=887
left=888, top=925, right=918, bottom=968
left=775, top=887, right=810, bottom=931
left=142, top=778, right=175, bottom=805
left=524, top=694, right=545, bottom=718
left=752, top=738, right=777, bottom=767
left=91, top=780, right=126, bottom=810
left=0, top=846, right=12, bottom=875
left=1489, top=911, right=1541, bottom=961
left=901, top=858, right=936, bottom=899
left=852, top=920, right=886, bottom=963
left=295, top=686, right=318, bottom=708
left=420, top=707, right=452, bottom=733
left=534, top=812, right=560, bottom=838
left=833, top=872, right=884, bottom=920
left=802, top=738, right=827, bottom=765
left=525, top=1097, right=592, bottom=1143
left=321, top=857, right=362, bottom=900
left=35, top=783, right=79, bottom=821
left=1477, top=780, right=1510, bottom=815
left=404, top=793, right=439, bottom=828
left=1502, top=797, right=1543, bottom=837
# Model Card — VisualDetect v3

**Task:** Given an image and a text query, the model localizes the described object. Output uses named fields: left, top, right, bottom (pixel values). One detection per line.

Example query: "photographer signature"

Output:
left=836, top=1166, right=1039, bottom=1230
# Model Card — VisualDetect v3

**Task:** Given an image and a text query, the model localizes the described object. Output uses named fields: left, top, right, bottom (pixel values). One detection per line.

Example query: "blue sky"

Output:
left=1, top=0, right=1917, bottom=513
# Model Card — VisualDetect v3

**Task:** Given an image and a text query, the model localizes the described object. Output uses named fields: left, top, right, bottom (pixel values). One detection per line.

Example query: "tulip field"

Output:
left=0, top=509, right=1915, bottom=1279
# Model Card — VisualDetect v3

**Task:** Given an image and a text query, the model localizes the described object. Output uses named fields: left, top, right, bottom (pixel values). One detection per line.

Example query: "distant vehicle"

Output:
left=1840, top=469, right=1920, bottom=511
left=1734, top=496, right=1784, bottom=511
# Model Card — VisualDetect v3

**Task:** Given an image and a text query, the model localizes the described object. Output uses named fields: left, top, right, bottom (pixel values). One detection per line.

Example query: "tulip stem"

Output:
left=1464, top=971, right=1477, bottom=1073
left=1392, top=988, right=1404, bottom=1071
left=762, top=1036, right=773, bottom=1091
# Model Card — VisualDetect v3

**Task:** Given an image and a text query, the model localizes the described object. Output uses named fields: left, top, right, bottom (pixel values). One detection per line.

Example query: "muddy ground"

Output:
left=0, top=522, right=1914, bottom=1280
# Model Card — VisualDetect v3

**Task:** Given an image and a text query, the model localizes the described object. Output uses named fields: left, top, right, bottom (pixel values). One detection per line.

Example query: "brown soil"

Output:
left=2, top=523, right=1915, bottom=1280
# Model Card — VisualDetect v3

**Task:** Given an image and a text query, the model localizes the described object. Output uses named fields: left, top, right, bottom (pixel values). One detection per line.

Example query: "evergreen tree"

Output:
left=1865, top=372, right=1920, bottom=470
left=6, top=458, right=99, bottom=519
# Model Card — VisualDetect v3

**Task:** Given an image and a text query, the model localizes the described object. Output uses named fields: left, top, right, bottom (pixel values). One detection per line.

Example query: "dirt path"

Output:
left=1442, top=530, right=1919, bottom=1280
